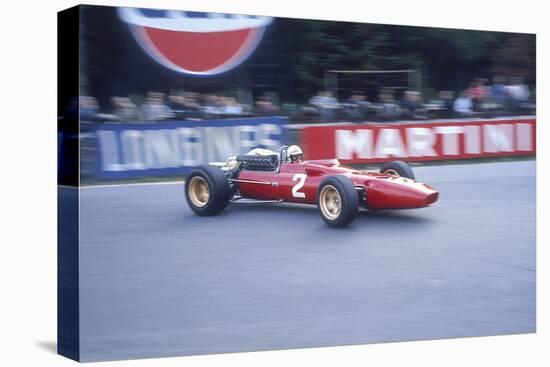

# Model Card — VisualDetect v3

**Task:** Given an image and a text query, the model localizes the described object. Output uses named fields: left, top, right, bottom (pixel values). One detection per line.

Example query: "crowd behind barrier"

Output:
left=72, top=75, right=535, bottom=128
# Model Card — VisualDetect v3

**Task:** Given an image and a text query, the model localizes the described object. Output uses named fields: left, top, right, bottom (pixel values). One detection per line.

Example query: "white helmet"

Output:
left=287, top=145, right=304, bottom=163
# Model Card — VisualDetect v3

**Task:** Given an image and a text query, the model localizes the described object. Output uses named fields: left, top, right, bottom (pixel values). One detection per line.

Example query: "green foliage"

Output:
left=272, top=19, right=534, bottom=101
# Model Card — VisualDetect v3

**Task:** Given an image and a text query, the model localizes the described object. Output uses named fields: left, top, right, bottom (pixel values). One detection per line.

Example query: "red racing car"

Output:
left=185, top=145, right=438, bottom=227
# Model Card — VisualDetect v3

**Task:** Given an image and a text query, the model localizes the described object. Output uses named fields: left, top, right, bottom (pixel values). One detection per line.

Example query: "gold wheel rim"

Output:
left=188, top=176, right=210, bottom=208
left=319, top=185, right=341, bottom=220
left=384, top=169, right=400, bottom=176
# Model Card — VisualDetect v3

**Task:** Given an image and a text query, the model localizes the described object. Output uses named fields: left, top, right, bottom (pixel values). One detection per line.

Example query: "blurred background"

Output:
left=58, top=5, right=536, bottom=183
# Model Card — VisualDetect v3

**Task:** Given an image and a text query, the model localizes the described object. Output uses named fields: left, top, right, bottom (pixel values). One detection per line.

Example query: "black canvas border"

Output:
left=57, top=5, right=80, bottom=362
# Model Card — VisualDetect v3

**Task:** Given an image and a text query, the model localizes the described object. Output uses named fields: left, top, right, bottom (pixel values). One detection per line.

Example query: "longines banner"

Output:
left=94, top=117, right=286, bottom=179
left=302, top=118, right=536, bottom=163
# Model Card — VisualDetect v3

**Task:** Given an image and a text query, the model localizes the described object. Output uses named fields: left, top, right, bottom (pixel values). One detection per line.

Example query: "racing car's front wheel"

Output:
left=185, top=165, right=231, bottom=216
left=380, top=160, right=415, bottom=180
left=317, top=175, right=359, bottom=227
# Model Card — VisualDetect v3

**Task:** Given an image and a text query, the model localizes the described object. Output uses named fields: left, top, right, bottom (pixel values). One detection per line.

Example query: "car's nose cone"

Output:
left=364, top=177, right=439, bottom=210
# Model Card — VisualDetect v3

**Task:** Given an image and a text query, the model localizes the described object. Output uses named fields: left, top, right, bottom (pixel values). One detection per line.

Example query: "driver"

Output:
left=287, top=145, right=304, bottom=163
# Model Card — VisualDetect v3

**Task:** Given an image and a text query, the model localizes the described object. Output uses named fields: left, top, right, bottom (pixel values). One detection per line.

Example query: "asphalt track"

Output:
left=75, top=160, right=535, bottom=361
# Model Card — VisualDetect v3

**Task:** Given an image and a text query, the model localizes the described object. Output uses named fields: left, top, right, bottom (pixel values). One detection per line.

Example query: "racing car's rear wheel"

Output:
left=317, top=176, right=358, bottom=227
left=380, top=160, right=415, bottom=180
left=185, top=165, right=231, bottom=216
left=188, top=176, right=210, bottom=208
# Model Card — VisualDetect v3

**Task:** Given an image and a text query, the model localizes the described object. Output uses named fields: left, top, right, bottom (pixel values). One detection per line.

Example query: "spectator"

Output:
left=402, top=90, right=427, bottom=119
left=453, top=90, right=474, bottom=116
left=376, top=89, right=401, bottom=120
left=140, top=92, right=174, bottom=121
left=342, top=91, right=369, bottom=120
left=182, top=93, right=202, bottom=119
left=490, top=75, right=509, bottom=108
left=468, top=79, right=488, bottom=112
left=431, top=90, right=455, bottom=118
left=506, top=77, right=531, bottom=115
left=254, top=96, right=280, bottom=116
left=167, top=93, right=186, bottom=118
left=202, top=94, right=223, bottom=116
left=516, top=77, right=530, bottom=102
left=221, top=97, right=244, bottom=115
left=166, top=92, right=200, bottom=119
left=309, top=90, right=340, bottom=122
left=111, top=96, right=138, bottom=122
left=80, top=96, right=100, bottom=121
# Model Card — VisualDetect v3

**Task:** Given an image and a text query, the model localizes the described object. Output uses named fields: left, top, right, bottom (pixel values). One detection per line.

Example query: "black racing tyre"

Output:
left=185, top=165, right=231, bottom=216
left=317, top=175, right=359, bottom=227
left=380, top=160, right=415, bottom=180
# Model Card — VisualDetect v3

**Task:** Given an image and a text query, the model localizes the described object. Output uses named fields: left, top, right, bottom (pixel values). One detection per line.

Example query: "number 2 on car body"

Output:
left=292, top=173, right=307, bottom=198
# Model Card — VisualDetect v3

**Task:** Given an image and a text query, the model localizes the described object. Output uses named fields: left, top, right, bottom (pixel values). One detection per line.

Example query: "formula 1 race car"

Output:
left=185, top=145, right=438, bottom=227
